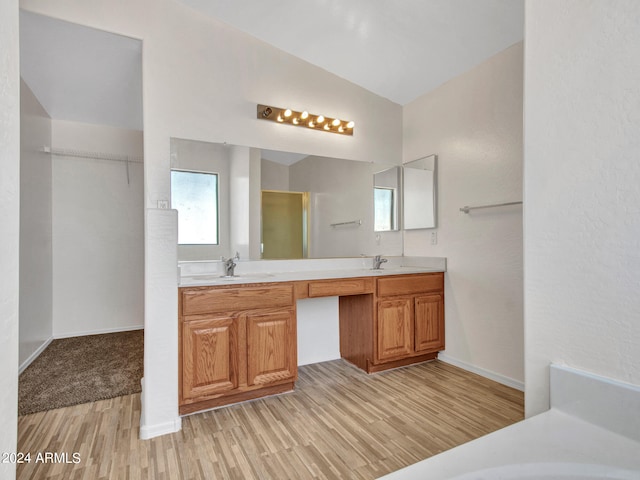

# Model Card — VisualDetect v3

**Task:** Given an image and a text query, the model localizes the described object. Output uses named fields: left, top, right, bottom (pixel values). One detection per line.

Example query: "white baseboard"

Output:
left=138, top=376, right=182, bottom=440
left=53, top=324, right=144, bottom=339
left=19, top=337, right=53, bottom=374
left=438, top=353, right=525, bottom=392
left=139, top=417, right=182, bottom=440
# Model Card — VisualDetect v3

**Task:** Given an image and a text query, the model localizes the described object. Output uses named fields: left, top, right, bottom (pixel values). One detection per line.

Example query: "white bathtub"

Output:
left=380, top=365, right=640, bottom=480
left=449, top=462, right=640, bottom=480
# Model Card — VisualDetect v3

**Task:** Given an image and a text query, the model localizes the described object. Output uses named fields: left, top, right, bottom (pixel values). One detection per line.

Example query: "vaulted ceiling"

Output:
left=20, top=10, right=143, bottom=131
left=176, top=0, right=524, bottom=105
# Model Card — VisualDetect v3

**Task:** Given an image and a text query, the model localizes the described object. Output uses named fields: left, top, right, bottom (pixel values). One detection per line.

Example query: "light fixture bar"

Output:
left=257, top=104, right=354, bottom=136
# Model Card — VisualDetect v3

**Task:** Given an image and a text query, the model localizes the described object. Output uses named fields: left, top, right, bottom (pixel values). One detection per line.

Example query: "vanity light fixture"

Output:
left=257, top=104, right=354, bottom=136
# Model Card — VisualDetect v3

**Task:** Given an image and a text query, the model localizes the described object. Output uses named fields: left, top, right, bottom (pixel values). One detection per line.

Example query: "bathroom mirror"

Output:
left=170, top=138, right=404, bottom=260
left=373, top=166, right=401, bottom=232
left=403, top=154, right=437, bottom=230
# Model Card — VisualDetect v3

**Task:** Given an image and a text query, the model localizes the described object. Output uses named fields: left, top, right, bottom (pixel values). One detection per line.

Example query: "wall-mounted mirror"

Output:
left=170, top=138, right=404, bottom=261
left=373, top=166, right=401, bottom=232
left=403, top=154, right=437, bottom=230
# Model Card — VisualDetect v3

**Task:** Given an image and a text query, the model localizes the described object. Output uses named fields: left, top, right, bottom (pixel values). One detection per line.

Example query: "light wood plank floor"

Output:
left=17, top=360, right=523, bottom=479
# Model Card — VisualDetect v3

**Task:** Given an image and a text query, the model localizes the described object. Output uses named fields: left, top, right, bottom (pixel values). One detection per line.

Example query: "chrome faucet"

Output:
left=221, top=252, right=240, bottom=277
left=372, top=255, right=388, bottom=270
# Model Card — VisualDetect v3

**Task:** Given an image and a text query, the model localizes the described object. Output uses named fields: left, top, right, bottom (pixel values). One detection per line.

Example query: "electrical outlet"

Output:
left=431, top=231, right=438, bottom=245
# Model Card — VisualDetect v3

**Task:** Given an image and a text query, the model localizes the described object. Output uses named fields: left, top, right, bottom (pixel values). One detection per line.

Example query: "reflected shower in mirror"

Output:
left=261, top=190, right=309, bottom=259
left=373, top=166, right=401, bottom=232
left=403, top=154, right=437, bottom=229
left=263, top=150, right=402, bottom=258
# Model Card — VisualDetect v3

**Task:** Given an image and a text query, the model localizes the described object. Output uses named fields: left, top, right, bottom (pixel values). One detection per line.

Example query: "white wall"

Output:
left=248, top=148, right=262, bottom=261
left=51, top=119, right=144, bottom=337
left=290, top=155, right=403, bottom=258
left=297, top=297, right=340, bottom=366
left=229, top=145, right=262, bottom=260
left=403, top=43, right=524, bottom=389
left=261, top=158, right=290, bottom=191
left=0, top=0, right=19, bottom=476
left=20, top=0, right=403, bottom=438
left=19, top=80, right=53, bottom=369
left=524, top=1, right=640, bottom=416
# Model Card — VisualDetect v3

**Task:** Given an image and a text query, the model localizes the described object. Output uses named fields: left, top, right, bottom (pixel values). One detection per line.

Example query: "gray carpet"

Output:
left=19, top=330, right=143, bottom=416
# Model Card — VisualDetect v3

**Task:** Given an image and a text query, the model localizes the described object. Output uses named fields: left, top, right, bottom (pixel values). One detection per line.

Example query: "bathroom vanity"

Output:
left=178, top=261, right=445, bottom=415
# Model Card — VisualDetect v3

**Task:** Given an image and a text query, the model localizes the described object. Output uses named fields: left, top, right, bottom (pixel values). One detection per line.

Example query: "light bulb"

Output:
left=323, top=124, right=330, bottom=130
left=284, top=109, right=292, bottom=118
left=308, top=120, right=315, bottom=128
left=293, top=117, right=299, bottom=125
left=277, top=115, right=283, bottom=122
left=338, top=126, right=344, bottom=133
left=346, top=121, right=355, bottom=129
left=316, top=115, right=325, bottom=124
left=301, top=111, right=309, bottom=120
left=332, top=118, right=341, bottom=127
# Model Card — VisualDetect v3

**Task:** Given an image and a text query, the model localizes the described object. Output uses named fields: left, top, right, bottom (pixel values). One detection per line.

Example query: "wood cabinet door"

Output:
left=182, top=316, right=239, bottom=400
left=376, top=298, right=413, bottom=361
left=246, top=309, right=297, bottom=386
left=414, top=294, right=445, bottom=353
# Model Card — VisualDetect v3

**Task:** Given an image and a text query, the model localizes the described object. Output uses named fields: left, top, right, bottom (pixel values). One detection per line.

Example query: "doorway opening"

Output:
left=261, top=190, right=309, bottom=259
left=18, top=11, right=144, bottom=414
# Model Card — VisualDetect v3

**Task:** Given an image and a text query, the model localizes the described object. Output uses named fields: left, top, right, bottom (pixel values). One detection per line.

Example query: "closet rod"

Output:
left=42, top=146, right=143, bottom=164
left=459, top=201, right=522, bottom=214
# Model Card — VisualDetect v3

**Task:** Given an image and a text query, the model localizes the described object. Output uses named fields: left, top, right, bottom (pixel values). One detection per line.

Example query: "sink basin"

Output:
left=218, top=275, right=245, bottom=281
left=216, top=273, right=276, bottom=283
left=366, top=268, right=401, bottom=274
left=180, top=272, right=275, bottom=285
left=224, top=273, right=274, bottom=279
left=365, top=267, right=429, bottom=275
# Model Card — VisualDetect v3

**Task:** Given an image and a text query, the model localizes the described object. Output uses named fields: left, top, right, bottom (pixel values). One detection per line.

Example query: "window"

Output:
left=374, top=187, right=395, bottom=232
left=171, top=170, right=219, bottom=245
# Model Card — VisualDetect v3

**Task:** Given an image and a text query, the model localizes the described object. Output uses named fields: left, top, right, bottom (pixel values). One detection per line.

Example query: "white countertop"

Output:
left=179, top=266, right=444, bottom=287
left=178, top=256, right=446, bottom=287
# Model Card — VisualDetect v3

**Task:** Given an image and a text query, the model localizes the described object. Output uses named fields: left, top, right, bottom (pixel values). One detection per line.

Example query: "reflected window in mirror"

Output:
left=373, top=166, right=401, bottom=232
left=374, top=187, right=396, bottom=231
left=171, top=170, right=219, bottom=245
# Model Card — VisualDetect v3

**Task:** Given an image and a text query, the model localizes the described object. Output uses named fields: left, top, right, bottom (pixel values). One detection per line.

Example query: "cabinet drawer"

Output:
left=377, top=273, right=443, bottom=297
left=181, top=284, right=294, bottom=316
left=308, top=277, right=374, bottom=297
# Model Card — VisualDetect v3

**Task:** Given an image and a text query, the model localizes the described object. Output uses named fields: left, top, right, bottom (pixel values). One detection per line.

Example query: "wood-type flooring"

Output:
left=17, top=359, right=524, bottom=479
